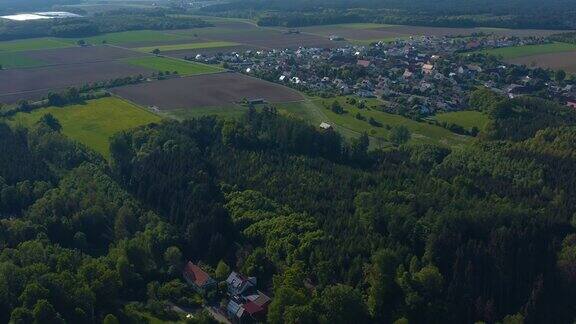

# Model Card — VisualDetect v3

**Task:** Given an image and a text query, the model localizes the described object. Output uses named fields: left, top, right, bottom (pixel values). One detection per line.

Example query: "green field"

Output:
left=136, top=41, right=240, bottom=53
left=122, top=56, right=223, bottom=75
left=274, top=100, right=325, bottom=125
left=0, top=37, right=73, bottom=52
left=480, top=42, right=576, bottom=59
left=312, top=97, right=470, bottom=147
left=0, top=52, right=44, bottom=68
left=155, top=94, right=471, bottom=148
left=162, top=100, right=320, bottom=122
left=161, top=105, right=247, bottom=120
left=432, top=111, right=490, bottom=130
left=191, top=96, right=472, bottom=147
left=7, top=97, right=162, bottom=158
left=79, top=30, right=187, bottom=45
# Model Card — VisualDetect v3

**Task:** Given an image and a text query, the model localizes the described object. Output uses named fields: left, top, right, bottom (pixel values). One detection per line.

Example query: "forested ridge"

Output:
left=1, top=95, right=576, bottom=323
left=199, top=0, right=576, bottom=29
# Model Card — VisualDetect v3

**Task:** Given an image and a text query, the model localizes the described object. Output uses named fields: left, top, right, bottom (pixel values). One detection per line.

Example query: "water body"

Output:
left=1, top=11, right=81, bottom=21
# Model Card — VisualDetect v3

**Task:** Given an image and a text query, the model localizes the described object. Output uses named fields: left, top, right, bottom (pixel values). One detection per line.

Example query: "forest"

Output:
left=1, top=91, right=576, bottom=323
left=199, top=0, right=576, bottom=29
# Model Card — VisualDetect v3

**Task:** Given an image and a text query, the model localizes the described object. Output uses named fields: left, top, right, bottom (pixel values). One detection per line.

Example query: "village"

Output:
left=188, top=34, right=576, bottom=118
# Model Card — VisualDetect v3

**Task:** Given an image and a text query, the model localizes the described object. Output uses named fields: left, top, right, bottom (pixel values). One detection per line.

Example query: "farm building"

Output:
left=319, top=122, right=333, bottom=130
left=183, top=261, right=216, bottom=294
left=226, top=291, right=271, bottom=322
left=224, top=270, right=271, bottom=323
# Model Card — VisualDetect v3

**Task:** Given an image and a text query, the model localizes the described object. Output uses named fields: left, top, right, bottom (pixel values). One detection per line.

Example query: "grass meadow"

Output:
left=7, top=97, right=162, bottom=158
left=479, top=42, right=576, bottom=59
left=122, top=56, right=223, bottom=75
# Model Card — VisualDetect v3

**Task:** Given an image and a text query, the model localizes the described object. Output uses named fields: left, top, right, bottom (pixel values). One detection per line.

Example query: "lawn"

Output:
left=431, top=111, right=490, bottom=130
left=78, top=30, right=187, bottom=45
left=135, top=41, right=240, bottom=53
left=480, top=42, right=576, bottom=59
left=314, top=97, right=471, bottom=147
left=122, top=56, right=223, bottom=75
left=0, top=52, right=44, bottom=68
left=7, top=97, right=162, bottom=158
left=0, top=37, right=73, bottom=52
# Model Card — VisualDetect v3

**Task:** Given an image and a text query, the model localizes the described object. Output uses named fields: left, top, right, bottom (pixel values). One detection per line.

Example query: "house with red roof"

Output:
left=226, top=291, right=272, bottom=323
left=183, top=261, right=217, bottom=295
left=223, top=270, right=272, bottom=322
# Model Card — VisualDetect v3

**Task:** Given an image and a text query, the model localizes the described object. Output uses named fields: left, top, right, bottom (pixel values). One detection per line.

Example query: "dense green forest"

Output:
left=199, top=0, right=576, bottom=29
left=1, top=93, right=576, bottom=322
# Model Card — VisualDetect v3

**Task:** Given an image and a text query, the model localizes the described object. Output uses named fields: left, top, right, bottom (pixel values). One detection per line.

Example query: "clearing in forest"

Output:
left=7, top=97, right=162, bottom=158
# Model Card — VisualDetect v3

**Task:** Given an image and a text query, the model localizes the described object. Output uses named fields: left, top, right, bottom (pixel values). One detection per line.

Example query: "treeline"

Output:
left=0, top=8, right=211, bottom=41
left=550, top=32, right=576, bottom=44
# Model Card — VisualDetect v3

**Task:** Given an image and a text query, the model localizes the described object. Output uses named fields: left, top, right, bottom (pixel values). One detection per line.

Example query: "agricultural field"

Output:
left=312, top=96, right=471, bottom=147
left=24, top=45, right=144, bottom=65
left=6, top=97, right=161, bottom=158
left=135, top=41, right=240, bottom=53
left=479, top=42, right=576, bottom=59
left=0, top=61, right=151, bottom=103
left=431, top=111, right=491, bottom=131
left=121, top=56, right=223, bottom=75
left=112, top=72, right=304, bottom=110
left=0, top=52, right=44, bottom=68
left=163, top=45, right=258, bottom=59
left=77, top=30, right=189, bottom=46
left=0, top=45, right=143, bottom=69
left=0, top=37, right=73, bottom=52
left=175, top=28, right=338, bottom=49
left=509, top=51, right=576, bottom=73
left=300, top=23, right=573, bottom=44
